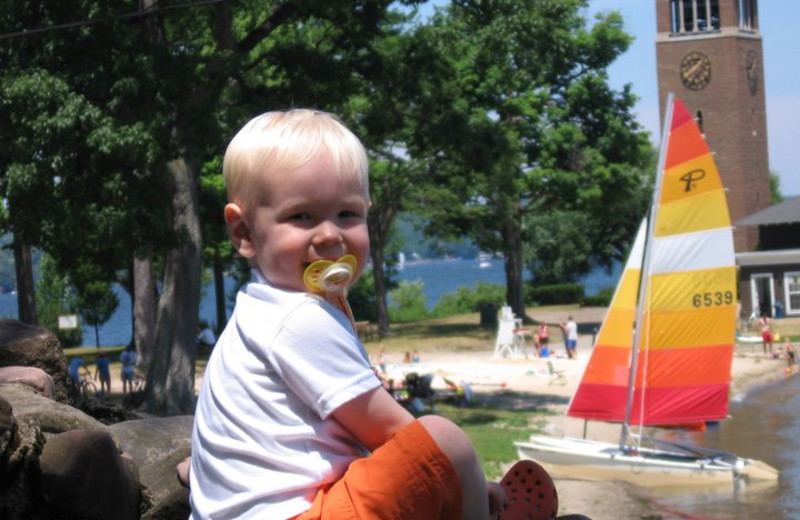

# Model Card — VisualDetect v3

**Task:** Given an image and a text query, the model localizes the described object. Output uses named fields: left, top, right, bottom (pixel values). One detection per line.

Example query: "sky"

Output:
left=586, top=1, right=800, bottom=196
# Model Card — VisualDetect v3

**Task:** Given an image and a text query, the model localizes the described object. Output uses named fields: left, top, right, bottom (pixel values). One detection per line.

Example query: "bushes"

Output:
left=389, top=281, right=506, bottom=323
left=430, top=282, right=505, bottom=318
left=388, top=280, right=428, bottom=322
left=389, top=279, right=609, bottom=324
left=581, top=286, right=615, bottom=307
left=430, top=282, right=505, bottom=320
left=526, top=283, right=584, bottom=306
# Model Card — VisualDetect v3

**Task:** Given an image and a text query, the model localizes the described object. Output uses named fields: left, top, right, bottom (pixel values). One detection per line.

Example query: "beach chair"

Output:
left=494, top=317, right=518, bottom=358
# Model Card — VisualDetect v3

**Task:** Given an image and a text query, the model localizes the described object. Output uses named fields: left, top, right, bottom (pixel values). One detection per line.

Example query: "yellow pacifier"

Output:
left=303, top=255, right=358, bottom=331
left=303, top=254, right=358, bottom=294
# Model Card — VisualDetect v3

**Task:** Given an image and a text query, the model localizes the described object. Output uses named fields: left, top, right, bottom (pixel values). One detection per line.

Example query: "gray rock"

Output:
left=0, top=320, right=70, bottom=403
left=110, top=416, right=193, bottom=506
left=40, top=429, right=141, bottom=520
left=0, top=393, right=15, bottom=459
left=0, top=319, right=194, bottom=519
left=1, top=382, right=107, bottom=434
left=0, top=393, right=48, bottom=519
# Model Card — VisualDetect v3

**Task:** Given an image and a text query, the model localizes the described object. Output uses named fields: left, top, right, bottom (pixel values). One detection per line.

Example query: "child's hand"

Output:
left=176, top=456, right=191, bottom=488
left=487, top=481, right=506, bottom=519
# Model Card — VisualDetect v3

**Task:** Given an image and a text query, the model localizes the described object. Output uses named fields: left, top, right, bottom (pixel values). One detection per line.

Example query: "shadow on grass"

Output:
left=475, top=390, right=571, bottom=412
left=392, top=321, right=491, bottom=339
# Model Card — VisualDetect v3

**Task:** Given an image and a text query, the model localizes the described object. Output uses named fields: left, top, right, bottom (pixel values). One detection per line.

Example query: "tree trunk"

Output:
left=371, top=246, right=389, bottom=336
left=502, top=215, right=526, bottom=321
left=146, top=157, right=202, bottom=415
left=133, top=256, right=157, bottom=368
left=13, top=242, right=37, bottom=324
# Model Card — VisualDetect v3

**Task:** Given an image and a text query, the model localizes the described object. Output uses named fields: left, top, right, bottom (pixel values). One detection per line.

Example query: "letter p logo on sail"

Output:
left=680, top=169, right=706, bottom=192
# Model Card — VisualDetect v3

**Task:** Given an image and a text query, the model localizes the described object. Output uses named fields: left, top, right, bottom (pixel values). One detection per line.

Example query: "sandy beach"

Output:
left=370, top=307, right=794, bottom=519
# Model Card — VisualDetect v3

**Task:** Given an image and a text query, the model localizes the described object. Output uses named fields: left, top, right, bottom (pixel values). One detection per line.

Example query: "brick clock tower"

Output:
left=655, top=0, right=771, bottom=251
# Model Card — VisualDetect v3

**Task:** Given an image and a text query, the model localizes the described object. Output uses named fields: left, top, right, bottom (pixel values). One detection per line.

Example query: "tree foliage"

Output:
left=407, top=0, right=653, bottom=317
left=78, top=280, right=119, bottom=348
left=0, top=0, right=653, bottom=411
left=1, top=0, right=430, bottom=413
left=35, top=255, right=82, bottom=348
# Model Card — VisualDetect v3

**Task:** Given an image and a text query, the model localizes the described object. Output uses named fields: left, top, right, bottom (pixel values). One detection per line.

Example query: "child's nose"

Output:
left=313, top=220, right=343, bottom=245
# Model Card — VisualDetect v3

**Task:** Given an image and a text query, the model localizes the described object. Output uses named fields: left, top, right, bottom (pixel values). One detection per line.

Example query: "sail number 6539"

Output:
left=692, top=291, right=733, bottom=307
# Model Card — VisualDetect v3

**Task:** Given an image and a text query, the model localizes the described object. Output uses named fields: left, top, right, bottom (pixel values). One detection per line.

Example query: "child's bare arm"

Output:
left=333, top=387, right=414, bottom=451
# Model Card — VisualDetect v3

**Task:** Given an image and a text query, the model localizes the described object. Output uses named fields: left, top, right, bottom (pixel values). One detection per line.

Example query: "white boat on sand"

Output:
left=515, top=94, right=779, bottom=488
left=517, top=434, right=778, bottom=488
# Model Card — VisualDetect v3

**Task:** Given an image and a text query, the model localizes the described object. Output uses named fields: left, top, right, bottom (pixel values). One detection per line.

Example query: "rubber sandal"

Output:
left=498, top=459, right=558, bottom=520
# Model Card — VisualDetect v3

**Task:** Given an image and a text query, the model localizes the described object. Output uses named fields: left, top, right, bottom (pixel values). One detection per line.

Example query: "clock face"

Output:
left=680, top=51, right=712, bottom=91
left=746, top=49, right=758, bottom=94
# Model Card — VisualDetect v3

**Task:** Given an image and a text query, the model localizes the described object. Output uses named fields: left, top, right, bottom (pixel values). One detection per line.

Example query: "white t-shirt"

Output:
left=190, top=270, right=380, bottom=519
left=566, top=320, right=578, bottom=341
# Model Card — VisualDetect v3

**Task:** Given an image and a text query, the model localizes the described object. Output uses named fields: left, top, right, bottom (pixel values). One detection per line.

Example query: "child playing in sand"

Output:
left=187, top=110, right=512, bottom=520
left=785, top=337, right=796, bottom=373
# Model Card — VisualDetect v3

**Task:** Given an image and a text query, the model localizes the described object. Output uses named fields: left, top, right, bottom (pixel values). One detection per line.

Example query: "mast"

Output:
left=618, top=92, right=675, bottom=451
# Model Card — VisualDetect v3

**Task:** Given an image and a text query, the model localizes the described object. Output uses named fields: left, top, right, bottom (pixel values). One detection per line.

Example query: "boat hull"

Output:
left=515, top=436, right=778, bottom=488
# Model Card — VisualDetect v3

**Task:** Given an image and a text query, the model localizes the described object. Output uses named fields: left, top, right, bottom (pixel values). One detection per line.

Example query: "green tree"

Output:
left=523, top=211, right=593, bottom=285
left=388, top=279, right=428, bottom=322
left=35, top=255, right=82, bottom=348
left=1, top=0, right=430, bottom=414
left=770, top=172, right=783, bottom=204
left=408, top=0, right=652, bottom=318
left=77, top=280, right=119, bottom=348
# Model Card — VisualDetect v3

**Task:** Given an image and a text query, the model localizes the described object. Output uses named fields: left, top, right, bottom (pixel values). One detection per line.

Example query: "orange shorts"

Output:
left=292, top=420, right=462, bottom=520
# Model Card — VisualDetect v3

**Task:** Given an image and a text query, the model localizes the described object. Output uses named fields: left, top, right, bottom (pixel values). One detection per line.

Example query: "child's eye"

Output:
left=289, top=212, right=312, bottom=221
left=339, top=210, right=359, bottom=218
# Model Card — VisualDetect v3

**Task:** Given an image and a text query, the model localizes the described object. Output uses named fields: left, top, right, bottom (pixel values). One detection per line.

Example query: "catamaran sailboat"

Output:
left=514, top=94, right=779, bottom=487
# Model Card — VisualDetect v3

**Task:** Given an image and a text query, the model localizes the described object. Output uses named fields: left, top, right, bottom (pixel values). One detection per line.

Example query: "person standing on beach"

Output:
left=758, top=313, right=773, bottom=357
left=561, top=317, right=578, bottom=359
left=784, top=338, right=796, bottom=373
left=120, top=345, right=138, bottom=395
left=94, top=353, right=111, bottom=395
left=68, top=356, right=89, bottom=385
left=377, top=347, right=388, bottom=374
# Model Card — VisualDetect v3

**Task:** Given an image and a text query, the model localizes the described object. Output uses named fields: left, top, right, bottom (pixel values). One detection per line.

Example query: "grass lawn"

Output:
left=428, top=402, right=549, bottom=479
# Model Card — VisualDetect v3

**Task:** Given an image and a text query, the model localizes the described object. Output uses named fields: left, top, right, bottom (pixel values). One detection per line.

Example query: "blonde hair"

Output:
left=223, top=109, right=369, bottom=213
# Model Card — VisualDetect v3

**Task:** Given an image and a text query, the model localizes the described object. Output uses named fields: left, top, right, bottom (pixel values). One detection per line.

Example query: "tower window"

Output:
left=738, top=0, right=755, bottom=31
left=670, top=0, right=720, bottom=34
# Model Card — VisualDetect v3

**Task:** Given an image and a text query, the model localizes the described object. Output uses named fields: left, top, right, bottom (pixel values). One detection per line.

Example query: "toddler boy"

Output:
left=189, top=109, right=505, bottom=520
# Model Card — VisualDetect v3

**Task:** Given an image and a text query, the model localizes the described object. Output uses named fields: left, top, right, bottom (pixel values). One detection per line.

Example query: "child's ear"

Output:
left=224, top=203, right=256, bottom=259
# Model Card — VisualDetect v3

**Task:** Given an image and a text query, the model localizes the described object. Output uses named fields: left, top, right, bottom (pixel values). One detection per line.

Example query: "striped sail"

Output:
left=567, top=96, right=736, bottom=426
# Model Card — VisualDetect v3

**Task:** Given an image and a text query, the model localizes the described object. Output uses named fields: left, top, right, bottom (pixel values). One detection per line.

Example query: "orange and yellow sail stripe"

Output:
left=567, top=97, right=736, bottom=425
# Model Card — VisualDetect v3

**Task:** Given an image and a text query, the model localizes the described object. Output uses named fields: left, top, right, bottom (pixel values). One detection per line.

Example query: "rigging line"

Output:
left=0, top=0, right=228, bottom=41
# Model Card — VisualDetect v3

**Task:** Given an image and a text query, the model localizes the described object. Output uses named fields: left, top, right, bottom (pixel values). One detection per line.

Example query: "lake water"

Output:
left=643, top=376, right=800, bottom=520
left=0, top=257, right=620, bottom=348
